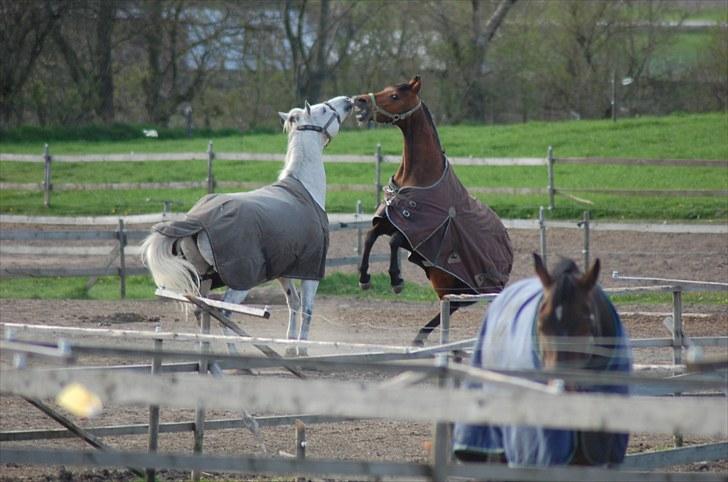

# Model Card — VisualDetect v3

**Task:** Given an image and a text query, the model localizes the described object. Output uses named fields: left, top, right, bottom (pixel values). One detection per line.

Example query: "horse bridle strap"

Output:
left=296, top=101, right=341, bottom=146
left=368, top=93, right=422, bottom=123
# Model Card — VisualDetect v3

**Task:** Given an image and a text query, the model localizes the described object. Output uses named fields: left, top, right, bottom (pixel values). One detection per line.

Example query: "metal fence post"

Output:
left=547, top=145, right=555, bottom=210
left=117, top=219, right=127, bottom=299
left=295, top=419, right=306, bottom=482
left=539, top=206, right=547, bottom=267
left=672, top=288, right=684, bottom=448
left=356, top=200, right=363, bottom=255
left=578, top=210, right=591, bottom=270
left=440, top=298, right=451, bottom=345
left=146, top=332, right=163, bottom=482
left=375, top=143, right=383, bottom=208
left=207, top=140, right=215, bottom=194
left=192, top=312, right=211, bottom=481
left=431, top=353, right=450, bottom=482
left=43, top=144, right=52, bottom=208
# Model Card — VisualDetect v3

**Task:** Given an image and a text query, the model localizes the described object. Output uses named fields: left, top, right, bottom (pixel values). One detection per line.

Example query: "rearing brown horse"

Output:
left=354, top=76, right=514, bottom=346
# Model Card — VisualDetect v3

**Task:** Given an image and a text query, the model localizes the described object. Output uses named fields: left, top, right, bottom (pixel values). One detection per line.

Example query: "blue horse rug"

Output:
left=453, top=277, right=632, bottom=466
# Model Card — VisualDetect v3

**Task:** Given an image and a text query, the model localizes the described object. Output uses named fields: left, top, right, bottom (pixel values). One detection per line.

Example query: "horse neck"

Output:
left=278, top=132, right=327, bottom=210
left=393, top=104, right=445, bottom=187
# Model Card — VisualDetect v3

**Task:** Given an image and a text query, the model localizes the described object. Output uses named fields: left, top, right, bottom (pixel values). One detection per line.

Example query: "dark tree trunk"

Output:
left=95, top=0, right=116, bottom=123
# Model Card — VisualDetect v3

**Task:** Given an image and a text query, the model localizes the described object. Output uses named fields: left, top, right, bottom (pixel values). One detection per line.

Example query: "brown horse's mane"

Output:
left=419, top=102, right=445, bottom=158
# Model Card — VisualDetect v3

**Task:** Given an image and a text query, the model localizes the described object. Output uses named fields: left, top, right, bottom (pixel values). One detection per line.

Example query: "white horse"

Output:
left=141, top=96, right=353, bottom=355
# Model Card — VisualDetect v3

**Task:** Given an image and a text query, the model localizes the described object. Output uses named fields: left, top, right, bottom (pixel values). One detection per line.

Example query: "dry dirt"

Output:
left=0, top=225, right=726, bottom=480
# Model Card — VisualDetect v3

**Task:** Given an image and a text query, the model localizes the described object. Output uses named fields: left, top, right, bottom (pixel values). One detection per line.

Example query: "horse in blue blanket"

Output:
left=453, top=254, right=632, bottom=466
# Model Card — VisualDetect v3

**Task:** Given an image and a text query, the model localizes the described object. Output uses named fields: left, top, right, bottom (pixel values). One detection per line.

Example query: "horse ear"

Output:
left=278, top=112, right=288, bottom=127
left=305, top=100, right=312, bottom=116
left=410, top=75, right=422, bottom=94
left=579, top=258, right=601, bottom=291
left=533, top=252, right=553, bottom=288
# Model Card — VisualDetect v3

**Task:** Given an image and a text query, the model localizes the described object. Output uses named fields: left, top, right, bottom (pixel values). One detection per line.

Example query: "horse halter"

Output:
left=296, top=101, right=342, bottom=147
left=368, top=92, right=422, bottom=124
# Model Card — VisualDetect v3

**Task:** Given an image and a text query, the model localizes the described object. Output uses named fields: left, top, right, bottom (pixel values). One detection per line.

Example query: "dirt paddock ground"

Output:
left=0, top=225, right=726, bottom=480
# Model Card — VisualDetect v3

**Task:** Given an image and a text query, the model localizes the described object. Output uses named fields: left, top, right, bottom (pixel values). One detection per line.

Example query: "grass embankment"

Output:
left=1, top=112, right=726, bottom=220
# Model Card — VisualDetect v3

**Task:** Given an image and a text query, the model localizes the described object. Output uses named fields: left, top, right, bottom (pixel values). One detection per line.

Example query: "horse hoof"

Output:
left=359, top=281, right=371, bottom=290
left=391, top=282, right=404, bottom=294
left=411, top=338, right=425, bottom=348
left=284, top=347, right=298, bottom=358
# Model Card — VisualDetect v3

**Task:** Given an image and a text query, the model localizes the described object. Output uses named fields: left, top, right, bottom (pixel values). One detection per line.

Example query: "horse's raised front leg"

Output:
left=388, top=230, right=406, bottom=294
left=298, top=279, right=320, bottom=357
left=358, top=224, right=383, bottom=290
left=278, top=278, right=302, bottom=357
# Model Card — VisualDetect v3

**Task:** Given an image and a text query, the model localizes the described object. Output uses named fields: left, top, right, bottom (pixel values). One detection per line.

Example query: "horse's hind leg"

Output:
left=278, top=278, right=302, bottom=357
left=221, top=289, right=250, bottom=354
left=298, top=279, right=320, bottom=357
left=388, top=230, right=406, bottom=293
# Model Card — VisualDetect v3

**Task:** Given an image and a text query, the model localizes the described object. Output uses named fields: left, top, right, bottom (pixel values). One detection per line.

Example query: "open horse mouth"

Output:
left=353, top=96, right=372, bottom=125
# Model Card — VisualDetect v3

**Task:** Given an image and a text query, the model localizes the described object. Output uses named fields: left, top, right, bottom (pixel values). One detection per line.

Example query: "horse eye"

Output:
left=391, top=94, right=399, bottom=100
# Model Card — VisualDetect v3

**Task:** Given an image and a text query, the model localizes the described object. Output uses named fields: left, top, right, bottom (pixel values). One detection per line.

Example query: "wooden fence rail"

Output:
left=2, top=144, right=725, bottom=209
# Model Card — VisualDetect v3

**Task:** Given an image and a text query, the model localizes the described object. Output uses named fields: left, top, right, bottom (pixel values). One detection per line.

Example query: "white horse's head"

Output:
left=278, top=96, right=353, bottom=146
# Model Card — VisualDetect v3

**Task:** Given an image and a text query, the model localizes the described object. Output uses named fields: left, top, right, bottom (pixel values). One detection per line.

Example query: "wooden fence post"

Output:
left=43, top=144, right=52, bottom=208
left=547, top=145, right=555, bottom=210
left=206, top=140, right=215, bottom=194
left=375, top=143, right=383, bottom=208
left=539, top=206, right=547, bottom=267
left=192, top=311, right=210, bottom=481
left=117, top=219, right=126, bottom=299
left=146, top=333, right=163, bottom=482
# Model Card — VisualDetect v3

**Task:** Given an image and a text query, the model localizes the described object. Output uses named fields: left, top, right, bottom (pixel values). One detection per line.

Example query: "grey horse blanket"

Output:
left=154, top=176, right=329, bottom=290
left=375, top=160, right=513, bottom=293
left=453, top=277, right=632, bottom=465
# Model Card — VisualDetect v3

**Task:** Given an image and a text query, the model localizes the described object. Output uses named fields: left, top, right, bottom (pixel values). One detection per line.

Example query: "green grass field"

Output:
left=1, top=112, right=726, bottom=301
left=1, top=112, right=726, bottom=220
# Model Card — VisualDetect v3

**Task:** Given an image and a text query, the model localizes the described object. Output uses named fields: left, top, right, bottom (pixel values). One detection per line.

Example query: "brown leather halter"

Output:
left=368, top=92, right=422, bottom=124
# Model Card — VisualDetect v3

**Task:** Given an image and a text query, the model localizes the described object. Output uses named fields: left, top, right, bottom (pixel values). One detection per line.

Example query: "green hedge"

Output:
left=0, top=124, right=247, bottom=143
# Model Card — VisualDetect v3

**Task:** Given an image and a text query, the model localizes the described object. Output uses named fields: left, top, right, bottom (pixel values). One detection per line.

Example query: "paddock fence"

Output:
left=2, top=143, right=726, bottom=209
left=1, top=294, right=726, bottom=482
left=2, top=209, right=726, bottom=299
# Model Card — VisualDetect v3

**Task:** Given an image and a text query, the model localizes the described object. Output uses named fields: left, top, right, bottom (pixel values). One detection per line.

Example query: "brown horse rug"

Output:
left=153, top=176, right=329, bottom=290
left=375, top=160, right=513, bottom=293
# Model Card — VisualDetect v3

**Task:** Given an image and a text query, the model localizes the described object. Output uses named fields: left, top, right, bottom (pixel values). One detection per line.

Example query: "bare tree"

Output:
left=282, top=0, right=358, bottom=103
left=0, top=0, right=64, bottom=125
left=50, top=0, right=119, bottom=123
left=141, top=0, right=235, bottom=125
left=426, top=0, right=518, bottom=122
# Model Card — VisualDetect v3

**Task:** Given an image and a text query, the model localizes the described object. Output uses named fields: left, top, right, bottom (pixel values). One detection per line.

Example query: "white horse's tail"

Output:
left=140, top=232, right=201, bottom=296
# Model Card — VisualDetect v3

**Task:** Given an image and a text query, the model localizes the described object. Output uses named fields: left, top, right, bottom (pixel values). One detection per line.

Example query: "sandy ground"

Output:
left=0, top=225, right=726, bottom=480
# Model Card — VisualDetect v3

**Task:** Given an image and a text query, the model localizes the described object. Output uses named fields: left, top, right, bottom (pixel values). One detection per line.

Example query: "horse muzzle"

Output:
left=353, top=95, right=372, bottom=124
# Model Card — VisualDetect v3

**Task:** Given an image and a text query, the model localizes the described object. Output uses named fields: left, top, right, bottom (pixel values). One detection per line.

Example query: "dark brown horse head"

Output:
left=354, top=76, right=422, bottom=125
left=533, top=253, right=601, bottom=370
